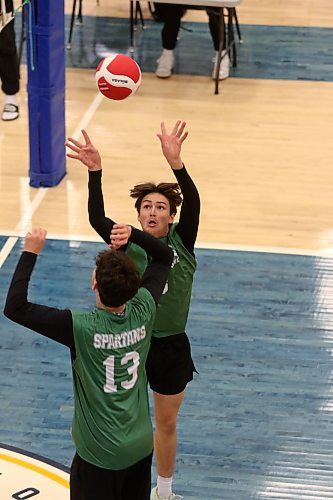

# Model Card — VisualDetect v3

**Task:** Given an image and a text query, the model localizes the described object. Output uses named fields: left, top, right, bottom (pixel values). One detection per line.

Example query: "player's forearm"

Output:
left=173, top=166, right=200, bottom=253
left=88, top=170, right=115, bottom=244
left=130, top=227, right=173, bottom=267
left=4, top=252, right=37, bottom=319
left=141, top=263, right=170, bottom=304
left=173, top=164, right=200, bottom=206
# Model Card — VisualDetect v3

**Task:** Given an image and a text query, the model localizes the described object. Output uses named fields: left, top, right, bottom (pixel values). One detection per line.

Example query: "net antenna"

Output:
left=0, top=0, right=14, bottom=33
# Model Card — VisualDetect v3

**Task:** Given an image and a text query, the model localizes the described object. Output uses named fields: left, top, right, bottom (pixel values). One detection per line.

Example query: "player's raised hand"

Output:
left=157, top=120, right=188, bottom=170
left=24, top=227, right=47, bottom=255
left=109, top=224, right=132, bottom=250
left=65, top=129, right=102, bottom=171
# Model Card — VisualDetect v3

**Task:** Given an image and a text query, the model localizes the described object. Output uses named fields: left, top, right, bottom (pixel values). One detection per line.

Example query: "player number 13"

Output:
left=103, top=351, right=140, bottom=393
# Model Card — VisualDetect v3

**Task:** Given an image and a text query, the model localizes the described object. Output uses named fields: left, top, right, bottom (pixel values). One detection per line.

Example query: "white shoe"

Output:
left=156, top=50, right=174, bottom=78
left=151, top=486, right=183, bottom=500
left=212, top=50, right=230, bottom=80
left=1, top=103, right=19, bottom=121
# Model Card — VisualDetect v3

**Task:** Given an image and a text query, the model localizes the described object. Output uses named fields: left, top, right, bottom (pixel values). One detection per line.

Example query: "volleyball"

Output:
left=95, top=54, right=141, bottom=101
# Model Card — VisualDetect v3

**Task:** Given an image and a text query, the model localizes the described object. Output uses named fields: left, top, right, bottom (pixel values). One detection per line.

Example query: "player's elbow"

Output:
left=3, top=298, right=21, bottom=322
left=3, top=302, right=15, bottom=320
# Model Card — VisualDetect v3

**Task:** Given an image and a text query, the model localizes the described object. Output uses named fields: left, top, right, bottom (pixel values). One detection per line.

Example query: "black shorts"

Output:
left=146, top=332, right=197, bottom=395
left=70, top=452, right=153, bottom=500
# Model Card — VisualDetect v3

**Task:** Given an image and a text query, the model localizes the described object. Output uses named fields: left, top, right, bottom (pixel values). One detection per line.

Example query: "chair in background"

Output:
left=67, top=0, right=103, bottom=49
left=130, top=1, right=146, bottom=51
left=67, top=1, right=146, bottom=52
left=67, top=0, right=83, bottom=49
left=211, top=0, right=243, bottom=93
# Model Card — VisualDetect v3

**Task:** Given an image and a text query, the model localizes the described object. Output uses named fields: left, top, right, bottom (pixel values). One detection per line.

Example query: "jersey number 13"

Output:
left=103, top=351, right=140, bottom=393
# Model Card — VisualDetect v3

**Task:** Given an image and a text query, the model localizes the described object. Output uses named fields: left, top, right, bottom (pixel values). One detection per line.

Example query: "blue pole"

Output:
left=26, top=0, right=66, bottom=187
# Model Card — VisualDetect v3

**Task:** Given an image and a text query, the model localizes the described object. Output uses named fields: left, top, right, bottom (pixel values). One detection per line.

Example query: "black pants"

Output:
left=158, top=4, right=225, bottom=52
left=70, top=452, right=153, bottom=500
left=0, top=0, right=20, bottom=95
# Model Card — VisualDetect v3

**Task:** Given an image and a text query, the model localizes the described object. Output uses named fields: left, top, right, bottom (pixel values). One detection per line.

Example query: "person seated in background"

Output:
left=155, top=4, right=230, bottom=81
left=0, top=0, right=20, bottom=121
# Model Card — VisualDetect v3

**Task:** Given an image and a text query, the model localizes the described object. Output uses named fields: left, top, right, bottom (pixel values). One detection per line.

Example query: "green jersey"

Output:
left=126, top=224, right=196, bottom=338
left=71, top=287, right=155, bottom=470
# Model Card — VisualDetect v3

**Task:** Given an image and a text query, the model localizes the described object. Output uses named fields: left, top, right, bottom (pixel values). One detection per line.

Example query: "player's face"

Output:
left=138, top=192, right=175, bottom=238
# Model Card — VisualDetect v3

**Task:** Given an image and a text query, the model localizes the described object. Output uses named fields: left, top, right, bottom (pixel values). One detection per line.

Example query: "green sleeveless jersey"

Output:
left=126, top=224, right=196, bottom=338
left=70, top=287, right=155, bottom=470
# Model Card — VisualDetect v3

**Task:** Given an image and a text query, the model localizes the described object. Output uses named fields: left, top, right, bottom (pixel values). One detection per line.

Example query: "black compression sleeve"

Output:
left=130, top=227, right=173, bottom=267
left=4, top=252, right=75, bottom=350
left=88, top=170, right=115, bottom=244
left=130, top=227, right=173, bottom=303
left=173, top=166, right=200, bottom=254
left=140, top=262, right=170, bottom=305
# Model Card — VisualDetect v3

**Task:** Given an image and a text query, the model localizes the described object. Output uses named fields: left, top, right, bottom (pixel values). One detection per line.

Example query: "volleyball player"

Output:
left=66, top=120, right=200, bottom=500
left=4, top=224, right=173, bottom=500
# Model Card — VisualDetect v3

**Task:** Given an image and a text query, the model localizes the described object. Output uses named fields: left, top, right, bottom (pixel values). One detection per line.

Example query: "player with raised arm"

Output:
left=4, top=224, right=173, bottom=500
left=66, top=120, right=200, bottom=500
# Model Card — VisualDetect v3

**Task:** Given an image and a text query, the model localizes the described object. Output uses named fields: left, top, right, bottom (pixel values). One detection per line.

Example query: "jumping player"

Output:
left=66, top=120, right=200, bottom=500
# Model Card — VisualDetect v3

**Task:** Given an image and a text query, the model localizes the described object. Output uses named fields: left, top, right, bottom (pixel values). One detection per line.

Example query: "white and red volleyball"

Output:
left=95, top=54, right=141, bottom=101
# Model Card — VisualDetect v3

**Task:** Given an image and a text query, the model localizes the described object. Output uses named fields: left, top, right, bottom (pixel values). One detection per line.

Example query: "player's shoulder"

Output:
left=134, top=286, right=156, bottom=306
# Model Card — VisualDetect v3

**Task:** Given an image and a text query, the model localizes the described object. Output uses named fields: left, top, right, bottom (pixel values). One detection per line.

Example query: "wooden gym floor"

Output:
left=0, top=0, right=332, bottom=252
left=1, top=1, right=333, bottom=499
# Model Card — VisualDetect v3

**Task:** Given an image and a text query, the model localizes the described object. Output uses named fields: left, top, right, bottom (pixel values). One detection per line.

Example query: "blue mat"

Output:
left=1, top=240, right=333, bottom=498
left=16, top=14, right=333, bottom=82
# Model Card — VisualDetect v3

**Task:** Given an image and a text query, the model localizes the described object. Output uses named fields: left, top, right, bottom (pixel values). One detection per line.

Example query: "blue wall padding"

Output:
left=26, top=0, right=66, bottom=187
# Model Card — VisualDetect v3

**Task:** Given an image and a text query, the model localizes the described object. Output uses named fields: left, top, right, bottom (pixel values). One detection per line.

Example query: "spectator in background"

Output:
left=0, top=0, right=20, bottom=121
left=155, top=4, right=230, bottom=81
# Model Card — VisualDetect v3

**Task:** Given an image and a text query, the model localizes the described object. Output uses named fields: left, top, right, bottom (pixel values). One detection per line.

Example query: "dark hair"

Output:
left=130, top=182, right=182, bottom=216
left=95, top=250, right=140, bottom=307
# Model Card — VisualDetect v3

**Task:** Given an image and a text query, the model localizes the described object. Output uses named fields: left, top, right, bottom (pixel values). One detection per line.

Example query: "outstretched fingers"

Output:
left=176, top=120, right=186, bottom=138
left=160, top=121, right=167, bottom=136
left=169, top=120, right=188, bottom=142
left=65, top=140, right=80, bottom=153
left=66, top=137, right=83, bottom=149
left=81, top=129, right=92, bottom=145
left=179, top=130, right=188, bottom=143
left=160, top=120, right=187, bottom=136
left=66, top=130, right=91, bottom=150
left=171, top=120, right=181, bottom=136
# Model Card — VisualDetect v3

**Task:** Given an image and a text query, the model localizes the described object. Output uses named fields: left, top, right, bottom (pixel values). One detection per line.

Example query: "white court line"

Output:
left=1, top=91, right=332, bottom=262
left=15, top=186, right=48, bottom=233
left=0, top=92, right=104, bottom=269
left=0, top=237, right=19, bottom=268
left=1, top=228, right=333, bottom=258
left=69, top=92, right=103, bottom=141
left=196, top=242, right=333, bottom=258
left=0, top=188, right=49, bottom=268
